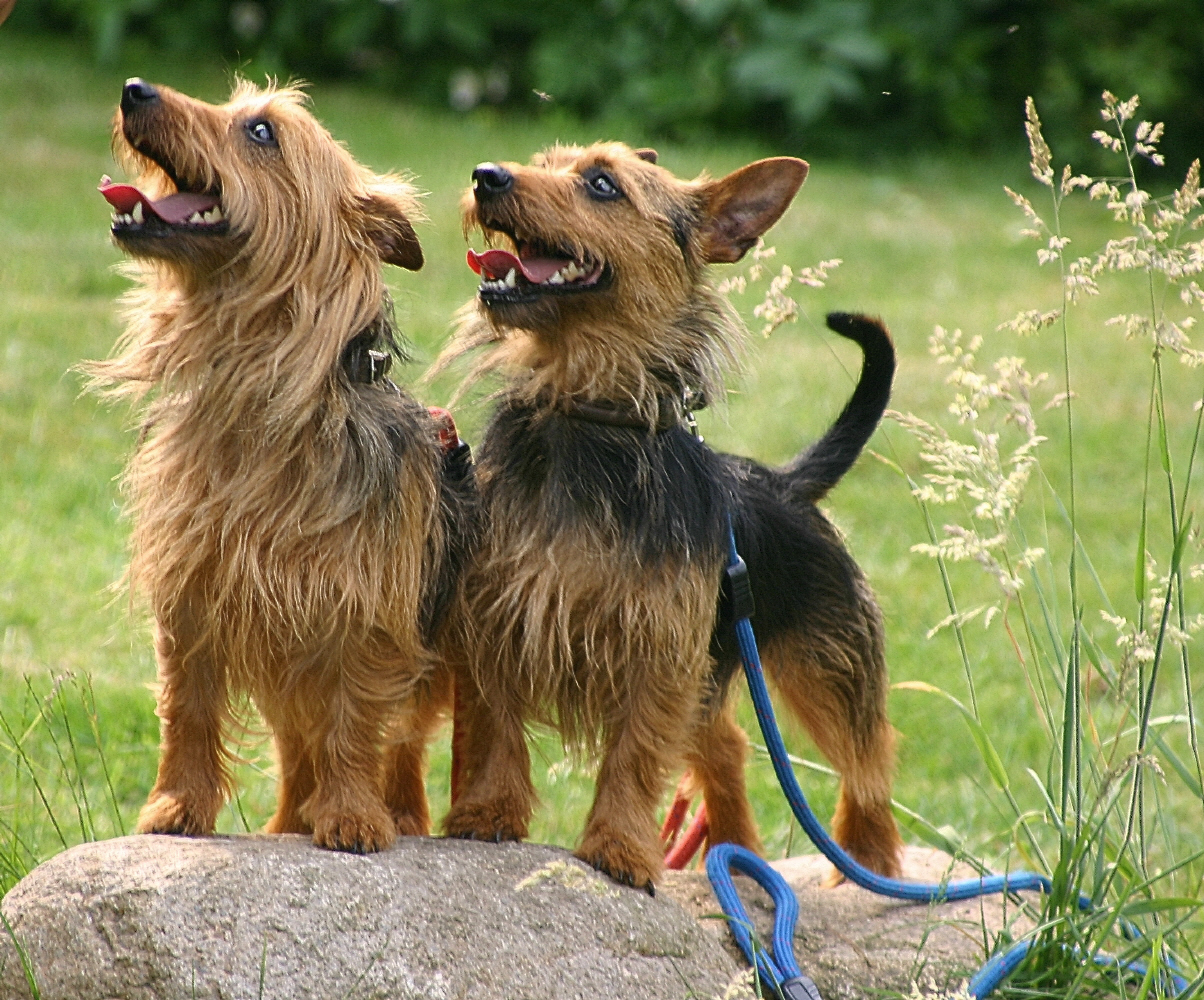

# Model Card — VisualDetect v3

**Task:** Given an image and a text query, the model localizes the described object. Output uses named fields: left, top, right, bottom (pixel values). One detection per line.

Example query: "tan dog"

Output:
left=89, top=78, right=471, bottom=852
left=436, top=143, right=904, bottom=890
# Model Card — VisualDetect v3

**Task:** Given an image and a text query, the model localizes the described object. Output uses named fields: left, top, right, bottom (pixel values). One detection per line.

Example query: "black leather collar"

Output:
left=557, top=395, right=681, bottom=432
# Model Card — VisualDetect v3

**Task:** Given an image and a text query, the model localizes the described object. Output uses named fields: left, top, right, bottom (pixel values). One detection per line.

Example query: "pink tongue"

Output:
left=466, top=248, right=569, bottom=284
left=98, top=180, right=220, bottom=224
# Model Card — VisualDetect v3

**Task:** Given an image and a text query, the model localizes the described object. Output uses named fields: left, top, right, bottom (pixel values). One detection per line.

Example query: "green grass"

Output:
left=2, top=31, right=1203, bottom=996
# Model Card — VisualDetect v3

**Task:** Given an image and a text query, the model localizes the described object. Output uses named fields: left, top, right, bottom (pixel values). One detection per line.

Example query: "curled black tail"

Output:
left=783, top=312, right=895, bottom=502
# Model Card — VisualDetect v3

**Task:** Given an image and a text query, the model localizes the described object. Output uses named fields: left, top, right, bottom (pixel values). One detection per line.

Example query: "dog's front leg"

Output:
left=576, top=685, right=694, bottom=893
left=441, top=668, right=535, bottom=843
left=305, top=679, right=397, bottom=854
left=137, top=618, right=230, bottom=837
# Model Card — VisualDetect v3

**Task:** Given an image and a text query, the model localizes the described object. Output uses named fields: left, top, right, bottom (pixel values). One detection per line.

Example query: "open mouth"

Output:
left=99, top=174, right=228, bottom=239
left=467, top=236, right=608, bottom=304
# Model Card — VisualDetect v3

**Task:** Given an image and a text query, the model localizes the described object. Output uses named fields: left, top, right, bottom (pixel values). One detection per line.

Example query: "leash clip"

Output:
left=779, top=975, right=823, bottom=1000
left=722, top=552, right=755, bottom=622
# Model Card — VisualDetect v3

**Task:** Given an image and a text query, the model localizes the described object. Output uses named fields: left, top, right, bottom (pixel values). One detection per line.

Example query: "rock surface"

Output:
left=0, top=837, right=1035, bottom=1000
left=0, top=835, right=740, bottom=1000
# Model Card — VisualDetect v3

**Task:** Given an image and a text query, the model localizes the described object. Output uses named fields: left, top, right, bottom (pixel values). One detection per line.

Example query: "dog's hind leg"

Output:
left=383, top=667, right=453, bottom=837
left=763, top=626, right=903, bottom=883
left=137, top=617, right=231, bottom=837
left=685, top=699, right=763, bottom=854
left=826, top=719, right=902, bottom=884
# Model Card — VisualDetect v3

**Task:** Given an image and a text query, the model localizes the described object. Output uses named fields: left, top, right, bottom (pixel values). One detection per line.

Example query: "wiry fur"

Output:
left=88, top=78, right=466, bottom=853
left=438, top=142, right=904, bottom=889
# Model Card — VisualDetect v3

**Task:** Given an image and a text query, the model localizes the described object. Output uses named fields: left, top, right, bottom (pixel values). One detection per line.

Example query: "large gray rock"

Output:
left=0, top=837, right=1034, bottom=1000
left=0, top=835, right=741, bottom=1000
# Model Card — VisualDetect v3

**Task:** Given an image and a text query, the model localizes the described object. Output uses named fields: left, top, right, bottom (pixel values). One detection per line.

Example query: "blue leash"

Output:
left=706, top=518, right=1189, bottom=998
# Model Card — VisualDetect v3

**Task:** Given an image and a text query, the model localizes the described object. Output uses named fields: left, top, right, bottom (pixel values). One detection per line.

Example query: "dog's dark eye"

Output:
left=584, top=170, right=622, bottom=201
left=246, top=119, right=277, bottom=147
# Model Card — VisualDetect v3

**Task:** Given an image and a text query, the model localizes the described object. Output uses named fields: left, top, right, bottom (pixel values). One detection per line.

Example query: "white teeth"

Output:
left=132, top=202, right=144, bottom=224
left=188, top=212, right=202, bottom=224
left=504, top=268, right=517, bottom=289
left=547, top=271, right=565, bottom=285
left=202, top=207, right=223, bottom=223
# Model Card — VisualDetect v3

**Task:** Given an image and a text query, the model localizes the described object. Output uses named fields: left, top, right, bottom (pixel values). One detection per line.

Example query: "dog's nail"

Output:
left=645, top=882, right=656, bottom=898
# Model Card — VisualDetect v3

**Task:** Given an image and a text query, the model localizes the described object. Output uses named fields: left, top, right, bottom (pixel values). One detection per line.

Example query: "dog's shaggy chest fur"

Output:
left=90, top=77, right=468, bottom=853
left=469, top=408, right=730, bottom=742
left=439, top=141, right=904, bottom=890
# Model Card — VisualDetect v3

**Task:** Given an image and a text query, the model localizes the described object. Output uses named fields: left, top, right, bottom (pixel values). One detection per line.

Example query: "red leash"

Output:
left=660, top=772, right=709, bottom=869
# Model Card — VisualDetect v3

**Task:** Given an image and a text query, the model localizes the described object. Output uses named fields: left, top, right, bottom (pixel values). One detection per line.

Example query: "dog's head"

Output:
left=462, top=142, right=807, bottom=343
left=102, top=78, right=423, bottom=277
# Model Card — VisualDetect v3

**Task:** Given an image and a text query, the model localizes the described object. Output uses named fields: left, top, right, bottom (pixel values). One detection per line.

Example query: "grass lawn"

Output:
left=2, top=30, right=1202, bottom=978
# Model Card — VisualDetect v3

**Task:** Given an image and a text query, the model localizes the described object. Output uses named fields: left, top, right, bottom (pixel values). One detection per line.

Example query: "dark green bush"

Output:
left=9, top=0, right=1204, bottom=169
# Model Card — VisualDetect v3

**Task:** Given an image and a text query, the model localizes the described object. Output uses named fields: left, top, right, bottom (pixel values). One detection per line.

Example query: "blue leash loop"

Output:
left=706, top=843, right=821, bottom=1000
left=707, top=517, right=1188, bottom=999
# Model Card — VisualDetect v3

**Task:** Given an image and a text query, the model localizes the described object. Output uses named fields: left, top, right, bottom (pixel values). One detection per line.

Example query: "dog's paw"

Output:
left=442, top=799, right=528, bottom=843
left=312, top=805, right=397, bottom=854
left=136, top=790, right=218, bottom=837
left=575, top=827, right=660, bottom=895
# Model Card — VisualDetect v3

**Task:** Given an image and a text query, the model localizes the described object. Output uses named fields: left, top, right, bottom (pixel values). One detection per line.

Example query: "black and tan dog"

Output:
left=90, top=79, right=473, bottom=852
left=437, top=142, right=902, bottom=890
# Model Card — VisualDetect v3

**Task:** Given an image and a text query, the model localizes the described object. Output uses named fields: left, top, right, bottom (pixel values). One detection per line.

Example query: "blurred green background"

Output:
left=7, top=0, right=1204, bottom=174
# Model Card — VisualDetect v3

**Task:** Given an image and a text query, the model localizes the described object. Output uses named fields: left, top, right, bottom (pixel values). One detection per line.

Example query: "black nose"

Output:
left=121, top=78, right=160, bottom=115
left=472, top=163, right=513, bottom=199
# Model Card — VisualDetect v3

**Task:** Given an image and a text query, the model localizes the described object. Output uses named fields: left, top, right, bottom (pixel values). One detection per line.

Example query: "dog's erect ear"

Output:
left=361, top=191, right=424, bottom=271
left=634, top=148, right=658, bottom=164
left=699, top=157, right=808, bottom=264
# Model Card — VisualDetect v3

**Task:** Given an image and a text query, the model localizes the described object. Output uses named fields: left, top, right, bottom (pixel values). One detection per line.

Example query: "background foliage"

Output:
left=8, top=0, right=1204, bottom=172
